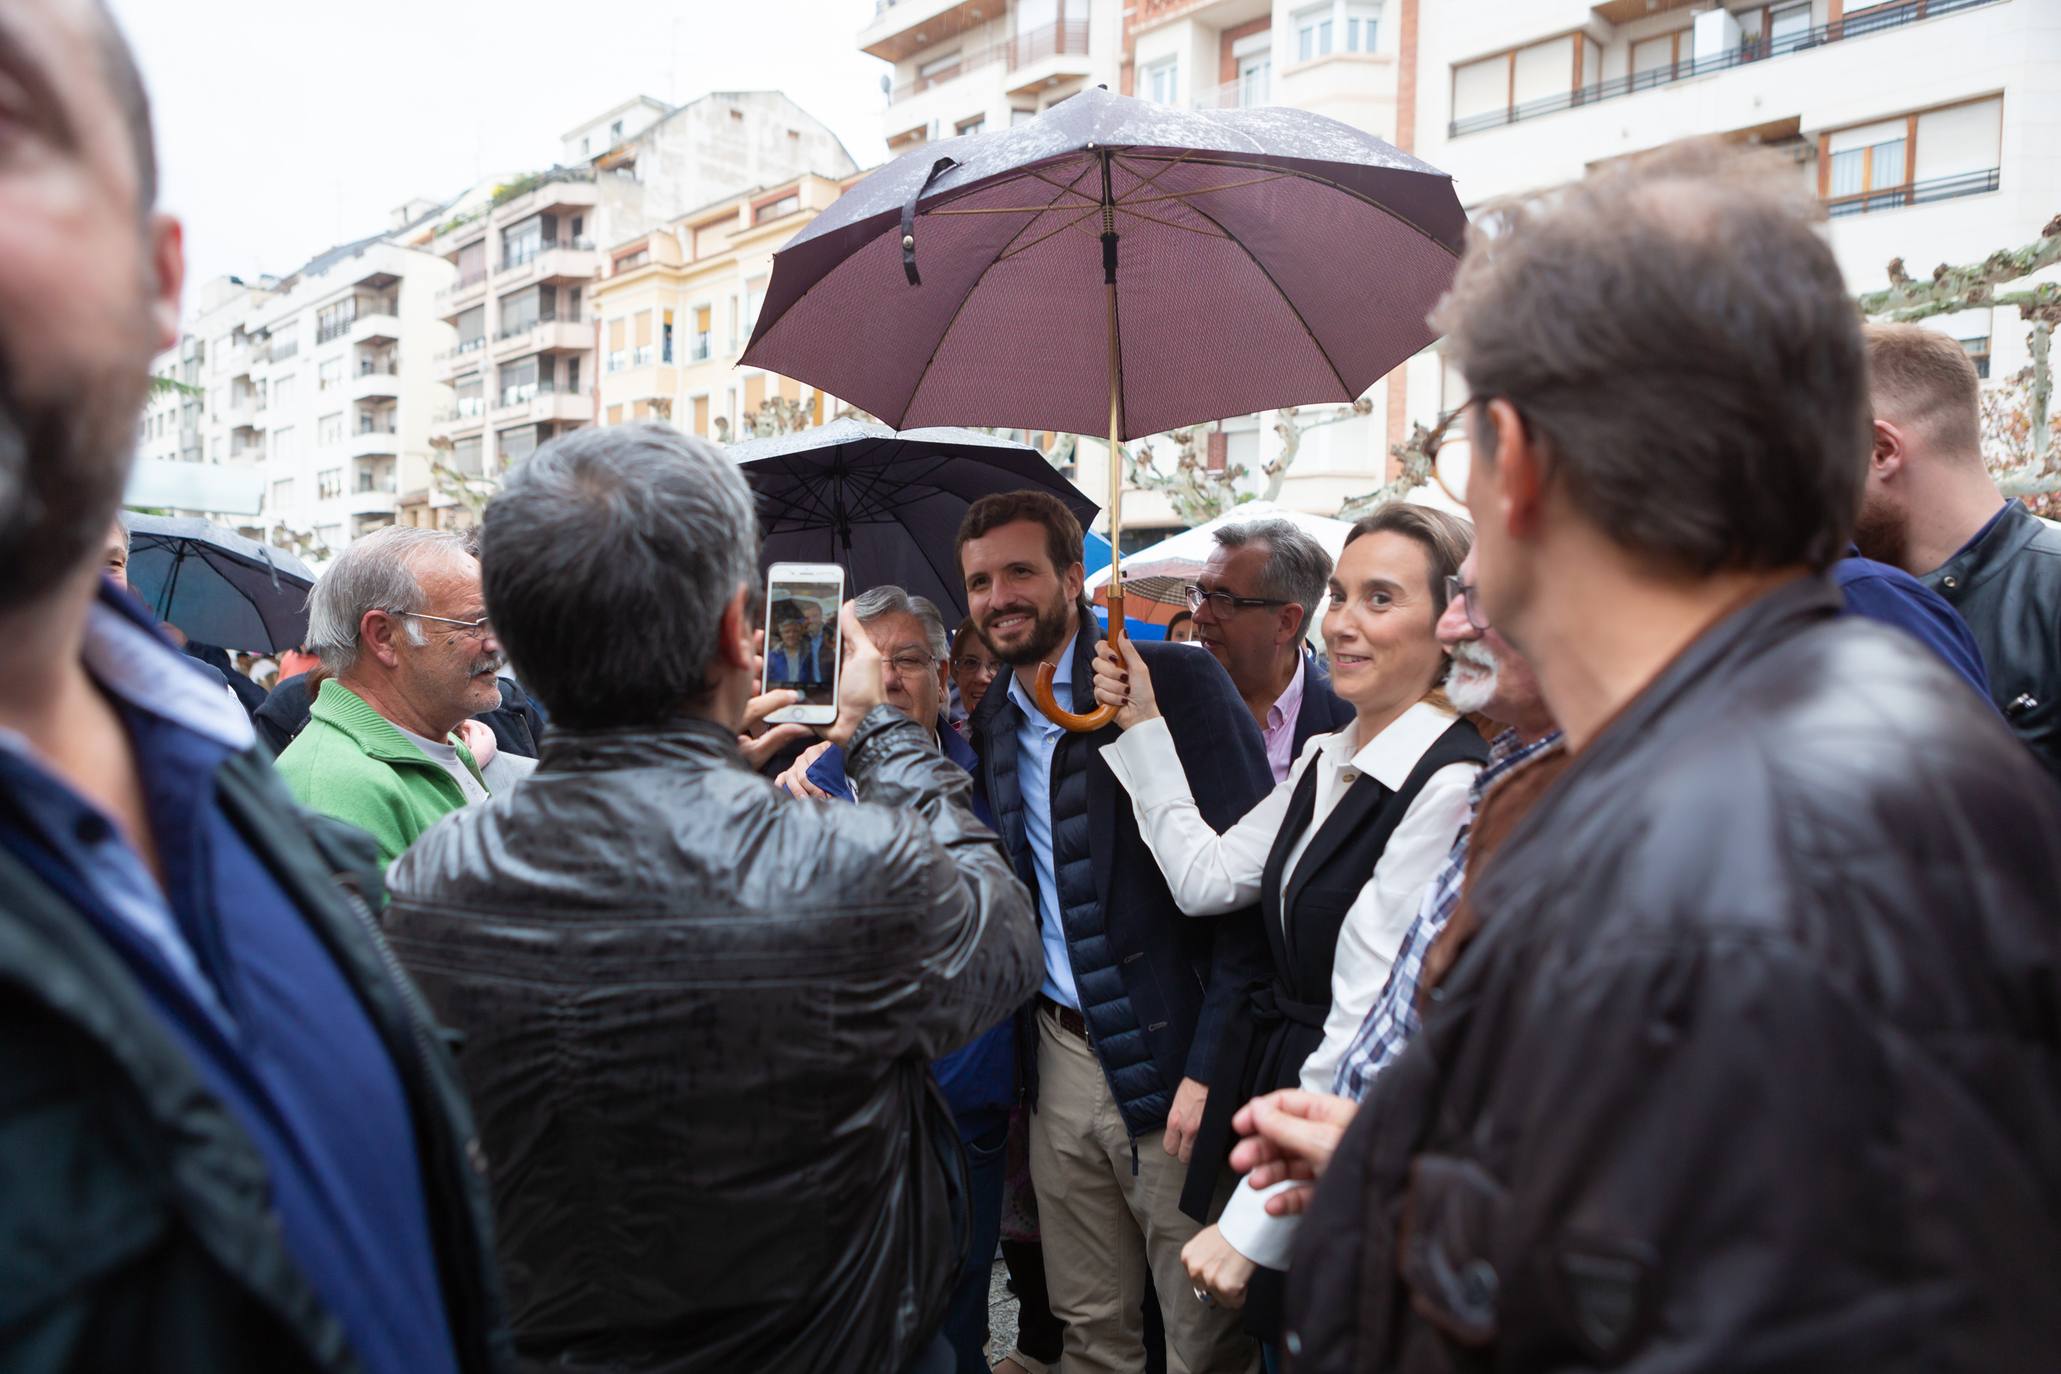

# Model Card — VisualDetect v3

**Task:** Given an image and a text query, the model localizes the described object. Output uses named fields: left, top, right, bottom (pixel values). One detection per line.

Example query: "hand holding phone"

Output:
left=824, top=601, right=886, bottom=748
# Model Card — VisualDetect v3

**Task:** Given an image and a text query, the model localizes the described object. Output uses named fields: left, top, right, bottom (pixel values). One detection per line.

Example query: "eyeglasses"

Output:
left=953, top=655, right=999, bottom=677
left=883, top=650, right=938, bottom=679
left=1442, top=575, right=1488, bottom=632
left=402, top=611, right=495, bottom=642
left=1185, top=584, right=1289, bottom=617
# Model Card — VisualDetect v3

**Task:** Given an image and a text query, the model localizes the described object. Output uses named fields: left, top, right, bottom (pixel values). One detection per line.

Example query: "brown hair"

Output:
left=1433, top=139, right=1867, bottom=574
left=1863, top=322, right=1984, bottom=461
left=955, top=490, right=1086, bottom=589
left=1342, top=502, right=1473, bottom=619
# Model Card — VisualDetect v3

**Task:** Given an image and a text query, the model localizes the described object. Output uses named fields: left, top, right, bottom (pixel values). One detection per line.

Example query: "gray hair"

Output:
left=305, top=525, right=466, bottom=674
left=853, top=584, right=950, bottom=660
left=1213, top=517, right=1332, bottom=639
left=479, top=422, right=760, bottom=729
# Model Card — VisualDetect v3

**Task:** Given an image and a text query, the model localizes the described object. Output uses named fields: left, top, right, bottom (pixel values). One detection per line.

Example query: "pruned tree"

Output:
left=1120, top=397, right=1379, bottom=526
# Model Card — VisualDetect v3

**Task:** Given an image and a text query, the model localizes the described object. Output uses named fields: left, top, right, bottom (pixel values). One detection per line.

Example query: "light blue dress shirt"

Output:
left=1004, top=637, right=1081, bottom=1010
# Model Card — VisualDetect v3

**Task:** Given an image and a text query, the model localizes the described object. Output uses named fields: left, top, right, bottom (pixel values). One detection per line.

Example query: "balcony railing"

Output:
left=1449, top=0, right=2000, bottom=138
left=891, top=19, right=1092, bottom=101
left=500, top=237, right=598, bottom=272
left=357, top=418, right=397, bottom=436
left=1012, top=18, right=1090, bottom=68
left=496, top=310, right=583, bottom=341
left=1826, top=166, right=1999, bottom=218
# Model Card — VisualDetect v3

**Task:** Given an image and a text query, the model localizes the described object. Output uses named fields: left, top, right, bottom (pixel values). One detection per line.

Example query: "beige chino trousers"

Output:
left=1027, top=1005, right=1261, bottom=1374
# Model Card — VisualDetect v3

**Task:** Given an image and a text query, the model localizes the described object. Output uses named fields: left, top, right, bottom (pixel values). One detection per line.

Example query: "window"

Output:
left=455, top=240, right=486, bottom=285
left=455, top=378, right=483, bottom=417
left=662, top=309, right=674, bottom=364
left=498, top=358, right=539, bottom=406
left=502, top=217, right=544, bottom=270
left=1296, top=5, right=1333, bottom=61
left=456, top=305, right=486, bottom=352
left=1142, top=57, right=1178, bottom=105
left=692, top=304, right=712, bottom=362
left=272, top=426, right=297, bottom=463
left=316, top=468, right=342, bottom=500
left=606, top=404, right=623, bottom=425
left=1010, top=107, right=1037, bottom=126
left=499, top=425, right=539, bottom=465
left=1452, top=34, right=1577, bottom=128
left=451, top=436, right=483, bottom=476
left=1631, top=31, right=1686, bottom=87
left=956, top=116, right=986, bottom=137
left=318, top=412, right=343, bottom=445
left=318, top=357, right=342, bottom=392
left=316, top=299, right=356, bottom=344
left=1768, top=2, right=1812, bottom=55
left=1239, top=51, right=1272, bottom=107
left=581, top=135, right=591, bottom=157
left=754, top=193, right=800, bottom=223
left=1960, top=336, right=1991, bottom=380
left=273, top=375, right=295, bottom=412
left=564, top=356, right=580, bottom=394
left=270, top=477, right=295, bottom=510
left=611, top=119, right=624, bottom=141
left=268, top=322, right=299, bottom=361
left=918, top=50, right=963, bottom=81
left=498, top=286, right=547, bottom=337
left=1346, top=2, right=1382, bottom=53
left=1827, top=116, right=1908, bottom=214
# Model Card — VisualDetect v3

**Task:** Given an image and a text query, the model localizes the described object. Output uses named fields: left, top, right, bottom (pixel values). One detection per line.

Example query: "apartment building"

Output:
left=860, top=0, right=1125, bottom=154
left=591, top=172, right=852, bottom=442
left=1410, top=0, right=2059, bottom=480
left=427, top=91, right=858, bottom=487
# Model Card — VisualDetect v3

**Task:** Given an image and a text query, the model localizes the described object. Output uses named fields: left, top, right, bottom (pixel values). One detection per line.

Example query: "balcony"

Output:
left=860, top=0, right=990, bottom=62
left=345, top=422, right=399, bottom=459
left=438, top=270, right=489, bottom=315
left=346, top=483, right=399, bottom=517
left=1450, top=0, right=2002, bottom=138
left=351, top=312, right=401, bottom=345
left=1004, top=20, right=1093, bottom=98
left=530, top=240, right=601, bottom=287
left=487, top=169, right=599, bottom=226
left=490, top=385, right=592, bottom=427
left=350, top=363, right=400, bottom=400
left=1826, top=166, right=1999, bottom=219
left=437, top=335, right=491, bottom=378
left=431, top=398, right=487, bottom=439
left=493, top=316, right=590, bottom=360
left=891, top=37, right=1008, bottom=101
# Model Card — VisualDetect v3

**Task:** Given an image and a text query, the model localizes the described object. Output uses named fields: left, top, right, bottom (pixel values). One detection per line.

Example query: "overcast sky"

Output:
left=107, top=0, right=892, bottom=316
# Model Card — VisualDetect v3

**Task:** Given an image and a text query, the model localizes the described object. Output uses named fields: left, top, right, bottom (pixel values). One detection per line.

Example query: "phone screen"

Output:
left=763, top=579, right=842, bottom=708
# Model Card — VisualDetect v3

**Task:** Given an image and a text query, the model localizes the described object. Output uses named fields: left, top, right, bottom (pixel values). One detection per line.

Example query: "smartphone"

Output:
left=763, top=562, right=844, bottom=725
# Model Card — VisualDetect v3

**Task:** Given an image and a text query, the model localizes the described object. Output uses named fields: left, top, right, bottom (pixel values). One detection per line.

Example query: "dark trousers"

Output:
left=942, top=1119, right=1010, bottom=1374
left=903, top=1333, right=956, bottom=1374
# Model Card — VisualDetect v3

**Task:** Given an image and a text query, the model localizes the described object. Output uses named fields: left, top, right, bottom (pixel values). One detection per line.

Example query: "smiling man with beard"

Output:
left=275, top=526, right=510, bottom=865
left=956, top=490, right=1273, bottom=1374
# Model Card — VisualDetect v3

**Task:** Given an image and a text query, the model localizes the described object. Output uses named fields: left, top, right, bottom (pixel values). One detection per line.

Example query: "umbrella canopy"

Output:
left=124, top=513, right=316, bottom=653
left=1084, top=501, right=1356, bottom=591
left=740, top=85, right=1467, bottom=441
left=730, top=418, right=1100, bottom=622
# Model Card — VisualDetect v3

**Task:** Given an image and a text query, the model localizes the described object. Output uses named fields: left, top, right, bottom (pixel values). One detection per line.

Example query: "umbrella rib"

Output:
left=900, top=157, right=1102, bottom=425
left=1113, top=176, right=1292, bottom=209
left=966, top=157, right=1105, bottom=264
left=993, top=203, right=1110, bottom=263
left=1176, top=193, right=1358, bottom=403
left=1112, top=205, right=1232, bottom=239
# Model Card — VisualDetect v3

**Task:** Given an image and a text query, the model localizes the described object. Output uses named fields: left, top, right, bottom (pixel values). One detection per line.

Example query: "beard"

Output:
left=978, top=587, right=1074, bottom=667
left=1445, top=638, right=1502, bottom=714
left=1851, top=492, right=1909, bottom=570
left=0, top=332, right=152, bottom=616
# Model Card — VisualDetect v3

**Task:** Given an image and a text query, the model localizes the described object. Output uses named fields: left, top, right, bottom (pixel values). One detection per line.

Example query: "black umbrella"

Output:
left=730, top=417, right=1098, bottom=622
left=124, top=513, right=316, bottom=653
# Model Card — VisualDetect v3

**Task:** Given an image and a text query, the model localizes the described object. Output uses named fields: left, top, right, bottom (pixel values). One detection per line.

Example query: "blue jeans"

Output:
left=941, top=1118, right=1010, bottom=1374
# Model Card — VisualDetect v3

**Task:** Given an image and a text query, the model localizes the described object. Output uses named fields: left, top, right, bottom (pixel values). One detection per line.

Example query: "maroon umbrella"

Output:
left=742, top=85, right=1466, bottom=729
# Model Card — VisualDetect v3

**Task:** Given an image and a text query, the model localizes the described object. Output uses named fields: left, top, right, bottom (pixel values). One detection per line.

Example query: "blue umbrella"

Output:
left=124, top=513, right=316, bottom=653
left=731, top=417, right=1099, bottom=622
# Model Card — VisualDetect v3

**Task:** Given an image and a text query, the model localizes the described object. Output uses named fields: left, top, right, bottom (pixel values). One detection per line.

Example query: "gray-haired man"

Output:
left=274, top=525, right=506, bottom=863
left=1191, top=518, right=1353, bottom=782
left=381, top=425, right=1041, bottom=1374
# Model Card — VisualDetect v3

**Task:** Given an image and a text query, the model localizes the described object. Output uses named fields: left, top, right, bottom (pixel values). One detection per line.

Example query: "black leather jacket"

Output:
left=384, top=706, right=1042, bottom=1374
left=1922, top=499, right=2061, bottom=785
left=1285, top=578, right=2061, bottom=1374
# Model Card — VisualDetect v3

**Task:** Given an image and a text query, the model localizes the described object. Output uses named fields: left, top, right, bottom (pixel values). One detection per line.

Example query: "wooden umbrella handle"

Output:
left=1033, top=595, right=1125, bottom=733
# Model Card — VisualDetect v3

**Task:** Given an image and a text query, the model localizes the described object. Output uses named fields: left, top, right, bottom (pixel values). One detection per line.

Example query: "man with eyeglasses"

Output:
left=276, top=526, right=510, bottom=864
left=1186, top=519, right=1353, bottom=784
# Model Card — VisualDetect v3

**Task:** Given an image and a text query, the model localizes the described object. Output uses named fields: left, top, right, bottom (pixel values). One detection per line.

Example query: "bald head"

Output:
left=1864, top=323, right=1984, bottom=465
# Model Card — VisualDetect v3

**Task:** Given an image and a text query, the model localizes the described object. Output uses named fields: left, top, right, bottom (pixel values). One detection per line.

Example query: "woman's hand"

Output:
left=1182, top=1224, right=1257, bottom=1309
left=1090, top=636, right=1159, bottom=730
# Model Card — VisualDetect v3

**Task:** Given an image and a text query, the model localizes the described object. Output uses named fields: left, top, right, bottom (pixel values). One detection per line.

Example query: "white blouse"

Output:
left=1099, top=699, right=1477, bottom=1267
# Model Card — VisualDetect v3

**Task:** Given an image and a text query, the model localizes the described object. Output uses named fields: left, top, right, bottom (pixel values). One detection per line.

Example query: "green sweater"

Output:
left=273, top=679, right=486, bottom=867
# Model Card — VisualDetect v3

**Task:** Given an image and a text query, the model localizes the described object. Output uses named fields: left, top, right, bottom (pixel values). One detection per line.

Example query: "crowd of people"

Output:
left=4, top=4, right=2060, bottom=1374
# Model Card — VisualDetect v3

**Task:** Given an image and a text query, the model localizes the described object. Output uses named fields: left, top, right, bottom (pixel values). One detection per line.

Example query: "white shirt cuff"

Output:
left=1214, top=1172, right=1303, bottom=1270
left=1099, top=716, right=1190, bottom=810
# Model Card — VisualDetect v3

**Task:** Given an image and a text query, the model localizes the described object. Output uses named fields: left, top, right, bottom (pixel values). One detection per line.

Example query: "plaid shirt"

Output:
left=1333, top=726, right=1564, bottom=1102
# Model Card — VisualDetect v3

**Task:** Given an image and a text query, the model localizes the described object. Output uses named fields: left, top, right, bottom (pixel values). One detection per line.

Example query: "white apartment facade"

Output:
left=860, top=0, right=1125, bottom=154
left=428, top=91, right=857, bottom=485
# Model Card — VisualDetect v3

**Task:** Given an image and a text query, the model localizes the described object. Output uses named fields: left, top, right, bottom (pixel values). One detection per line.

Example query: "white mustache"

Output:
left=1449, top=639, right=1498, bottom=676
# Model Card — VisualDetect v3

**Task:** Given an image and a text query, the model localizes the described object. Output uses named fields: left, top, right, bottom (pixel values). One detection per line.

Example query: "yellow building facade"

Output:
left=591, top=172, right=851, bottom=442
